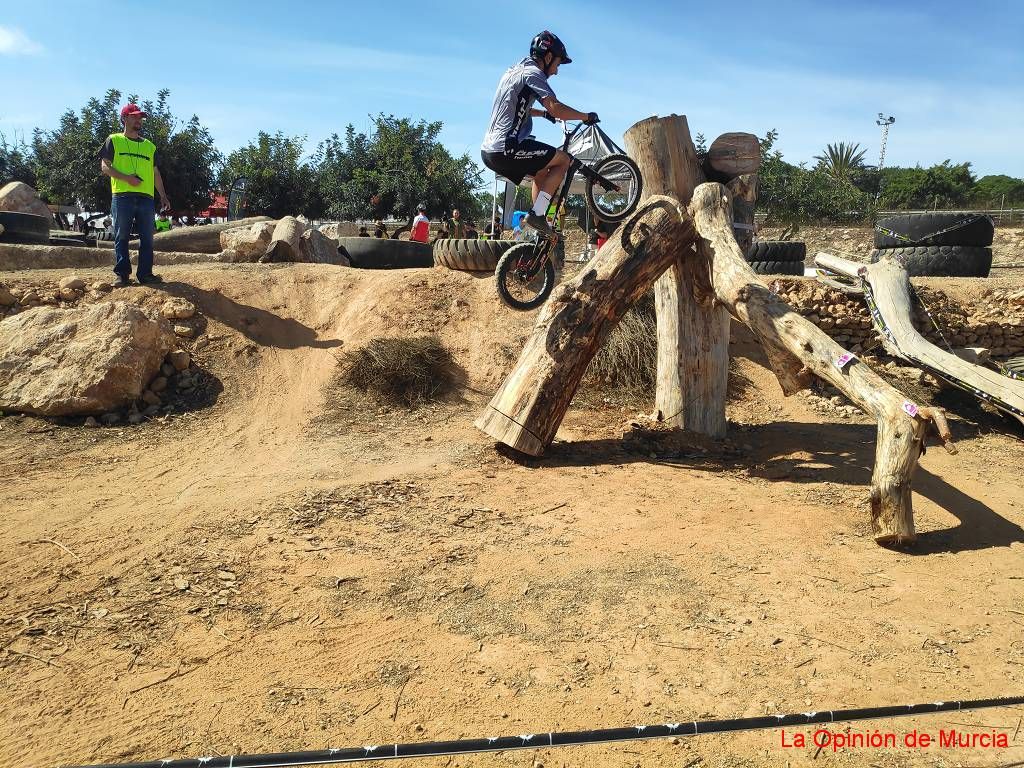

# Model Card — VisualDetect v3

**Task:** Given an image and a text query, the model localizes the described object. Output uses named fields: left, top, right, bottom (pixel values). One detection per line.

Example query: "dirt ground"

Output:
left=1, top=263, right=1023, bottom=768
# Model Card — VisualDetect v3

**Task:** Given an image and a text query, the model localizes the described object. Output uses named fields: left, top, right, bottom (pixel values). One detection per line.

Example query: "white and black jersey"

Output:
left=481, top=57, right=556, bottom=155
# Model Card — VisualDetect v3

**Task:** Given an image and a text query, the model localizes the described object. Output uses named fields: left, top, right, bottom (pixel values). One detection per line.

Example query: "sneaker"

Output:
left=114, top=274, right=132, bottom=287
left=137, top=273, right=164, bottom=285
left=523, top=212, right=556, bottom=238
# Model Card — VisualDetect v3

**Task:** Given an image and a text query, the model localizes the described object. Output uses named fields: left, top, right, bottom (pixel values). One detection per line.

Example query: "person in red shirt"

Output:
left=410, top=203, right=430, bottom=243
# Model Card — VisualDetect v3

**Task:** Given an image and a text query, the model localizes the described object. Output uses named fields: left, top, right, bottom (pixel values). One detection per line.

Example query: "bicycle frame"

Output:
left=513, top=121, right=623, bottom=279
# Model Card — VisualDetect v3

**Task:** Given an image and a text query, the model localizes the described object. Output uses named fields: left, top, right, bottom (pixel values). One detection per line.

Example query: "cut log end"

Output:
left=474, top=407, right=546, bottom=457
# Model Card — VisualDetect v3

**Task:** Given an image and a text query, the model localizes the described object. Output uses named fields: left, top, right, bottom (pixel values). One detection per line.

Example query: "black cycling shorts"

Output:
left=480, top=139, right=557, bottom=185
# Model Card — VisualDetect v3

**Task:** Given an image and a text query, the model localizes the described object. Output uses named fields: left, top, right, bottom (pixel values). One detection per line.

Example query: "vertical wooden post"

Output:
left=624, top=115, right=729, bottom=437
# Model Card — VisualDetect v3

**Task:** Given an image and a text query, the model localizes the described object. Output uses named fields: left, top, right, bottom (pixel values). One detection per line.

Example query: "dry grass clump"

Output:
left=585, top=294, right=657, bottom=398
left=341, top=336, right=457, bottom=406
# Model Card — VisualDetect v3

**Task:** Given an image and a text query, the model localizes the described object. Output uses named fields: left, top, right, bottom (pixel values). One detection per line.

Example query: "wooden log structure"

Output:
left=264, top=216, right=306, bottom=263
left=96, top=216, right=272, bottom=253
left=816, top=251, right=1024, bottom=427
left=727, top=173, right=758, bottom=255
left=703, top=132, right=761, bottom=181
left=691, top=184, right=954, bottom=543
left=624, top=115, right=729, bottom=437
left=474, top=195, right=696, bottom=456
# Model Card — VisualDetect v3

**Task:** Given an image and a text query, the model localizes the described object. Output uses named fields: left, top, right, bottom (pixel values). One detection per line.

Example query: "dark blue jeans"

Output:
left=111, top=194, right=155, bottom=279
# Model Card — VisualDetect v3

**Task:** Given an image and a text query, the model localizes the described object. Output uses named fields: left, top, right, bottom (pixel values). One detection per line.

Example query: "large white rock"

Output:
left=0, top=182, right=55, bottom=225
left=219, top=221, right=276, bottom=262
left=300, top=228, right=349, bottom=266
left=0, top=301, right=174, bottom=415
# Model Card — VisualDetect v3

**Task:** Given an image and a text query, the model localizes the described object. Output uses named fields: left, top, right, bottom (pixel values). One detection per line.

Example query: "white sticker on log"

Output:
left=835, top=352, right=856, bottom=370
left=902, top=401, right=919, bottom=418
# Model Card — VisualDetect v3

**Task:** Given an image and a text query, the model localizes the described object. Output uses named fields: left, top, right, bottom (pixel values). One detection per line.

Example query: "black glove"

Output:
left=542, top=111, right=557, bottom=124
left=585, top=112, right=600, bottom=125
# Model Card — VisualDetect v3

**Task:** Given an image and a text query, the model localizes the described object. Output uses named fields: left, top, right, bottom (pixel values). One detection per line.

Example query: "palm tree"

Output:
left=813, top=142, right=867, bottom=181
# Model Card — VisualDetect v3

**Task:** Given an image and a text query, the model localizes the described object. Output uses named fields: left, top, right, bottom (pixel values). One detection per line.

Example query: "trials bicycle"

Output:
left=495, top=119, right=643, bottom=311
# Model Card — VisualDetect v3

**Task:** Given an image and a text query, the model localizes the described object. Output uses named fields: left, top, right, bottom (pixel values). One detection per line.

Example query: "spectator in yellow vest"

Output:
left=97, top=104, right=172, bottom=286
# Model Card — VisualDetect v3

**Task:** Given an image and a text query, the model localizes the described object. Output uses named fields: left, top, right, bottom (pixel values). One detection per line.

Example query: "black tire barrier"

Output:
left=745, top=240, right=806, bottom=263
left=433, top=239, right=516, bottom=272
left=1004, top=356, right=1024, bottom=376
left=869, top=245, right=992, bottom=278
left=874, top=212, right=994, bottom=249
left=0, top=211, right=49, bottom=245
left=337, top=237, right=433, bottom=269
left=748, top=259, right=804, bottom=275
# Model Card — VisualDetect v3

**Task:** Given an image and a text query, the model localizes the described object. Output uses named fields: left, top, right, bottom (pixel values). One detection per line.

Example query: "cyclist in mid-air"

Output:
left=481, top=31, right=598, bottom=237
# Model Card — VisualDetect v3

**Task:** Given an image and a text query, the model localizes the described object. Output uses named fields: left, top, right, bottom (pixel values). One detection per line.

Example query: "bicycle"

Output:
left=494, top=119, right=643, bottom=311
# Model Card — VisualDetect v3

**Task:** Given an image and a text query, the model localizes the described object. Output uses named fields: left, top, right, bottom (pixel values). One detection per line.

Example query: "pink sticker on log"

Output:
left=835, top=352, right=855, bottom=370
left=902, top=401, right=919, bottom=418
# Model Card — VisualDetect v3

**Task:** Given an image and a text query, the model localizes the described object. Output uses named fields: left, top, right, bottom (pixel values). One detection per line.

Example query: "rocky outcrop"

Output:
left=301, top=228, right=348, bottom=265
left=0, top=301, right=174, bottom=415
left=219, top=221, right=276, bottom=262
left=0, top=182, right=55, bottom=225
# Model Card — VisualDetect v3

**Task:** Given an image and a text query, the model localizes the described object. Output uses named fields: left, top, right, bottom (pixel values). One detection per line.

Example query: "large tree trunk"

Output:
left=96, top=216, right=272, bottom=253
left=624, top=115, right=729, bottom=437
left=704, top=132, right=761, bottom=180
left=690, top=183, right=954, bottom=544
left=475, top=196, right=696, bottom=456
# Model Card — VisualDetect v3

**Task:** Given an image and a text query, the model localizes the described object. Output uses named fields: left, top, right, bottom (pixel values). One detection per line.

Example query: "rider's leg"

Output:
left=531, top=150, right=571, bottom=208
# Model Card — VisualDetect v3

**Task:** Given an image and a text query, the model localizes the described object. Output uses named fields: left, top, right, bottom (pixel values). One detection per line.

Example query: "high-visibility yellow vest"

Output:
left=108, top=133, right=156, bottom=197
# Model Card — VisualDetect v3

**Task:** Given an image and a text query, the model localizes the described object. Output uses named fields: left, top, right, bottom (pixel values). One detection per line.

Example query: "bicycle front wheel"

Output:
left=585, top=153, right=643, bottom=224
left=495, top=242, right=557, bottom=311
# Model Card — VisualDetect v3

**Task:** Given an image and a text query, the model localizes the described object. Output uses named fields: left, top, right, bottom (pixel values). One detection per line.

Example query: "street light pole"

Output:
left=876, top=113, right=895, bottom=170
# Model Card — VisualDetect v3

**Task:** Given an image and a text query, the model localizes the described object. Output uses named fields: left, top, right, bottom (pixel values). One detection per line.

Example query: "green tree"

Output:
left=877, top=161, right=974, bottom=209
left=218, top=132, right=315, bottom=219
left=971, top=174, right=1024, bottom=207
left=0, top=132, right=36, bottom=187
left=813, top=141, right=867, bottom=181
left=311, top=115, right=483, bottom=222
left=32, top=88, right=220, bottom=213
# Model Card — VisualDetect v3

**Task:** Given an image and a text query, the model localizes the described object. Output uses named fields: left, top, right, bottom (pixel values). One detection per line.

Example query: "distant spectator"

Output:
left=155, top=214, right=171, bottom=232
left=358, top=225, right=370, bottom=237
left=72, top=215, right=85, bottom=233
left=465, top=222, right=478, bottom=239
left=374, top=220, right=388, bottom=238
left=449, top=208, right=466, bottom=239
left=410, top=203, right=430, bottom=243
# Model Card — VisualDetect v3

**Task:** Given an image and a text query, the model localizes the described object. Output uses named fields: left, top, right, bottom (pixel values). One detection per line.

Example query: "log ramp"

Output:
left=476, top=114, right=957, bottom=546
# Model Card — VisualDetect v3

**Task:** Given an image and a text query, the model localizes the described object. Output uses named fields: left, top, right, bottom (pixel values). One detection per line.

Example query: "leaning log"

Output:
left=817, top=251, right=1024, bottom=427
left=704, top=132, right=761, bottom=181
left=264, top=216, right=306, bottom=263
left=475, top=196, right=696, bottom=456
left=691, top=183, right=954, bottom=544
left=624, top=114, right=729, bottom=437
left=727, top=173, right=758, bottom=255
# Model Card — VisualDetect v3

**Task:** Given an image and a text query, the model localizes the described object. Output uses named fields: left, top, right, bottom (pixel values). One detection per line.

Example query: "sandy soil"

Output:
left=1, top=263, right=1022, bottom=768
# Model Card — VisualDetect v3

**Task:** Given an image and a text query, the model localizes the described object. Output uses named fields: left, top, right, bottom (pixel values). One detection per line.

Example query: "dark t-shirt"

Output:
left=97, top=136, right=159, bottom=198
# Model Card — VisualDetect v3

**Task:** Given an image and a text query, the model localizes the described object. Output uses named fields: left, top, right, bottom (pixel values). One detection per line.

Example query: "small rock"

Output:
left=59, top=277, right=86, bottom=290
left=100, top=412, right=122, bottom=425
left=167, top=350, right=191, bottom=371
left=149, top=376, right=168, bottom=393
left=160, top=298, right=196, bottom=320
left=39, top=292, right=59, bottom=305
left=90, top=281, right=113, bottom=292
left=178, top=374, right=193, bottom=388
left=19, top=290, right=39, bottom=306
left=0, top=284, right=16, bottom=306
left=173, top=324, right=194, bottom=338
left=143, top=404, right=160, bottom=417
left=142, top=389, right=161, bottom=406
left=87, top=290, right=106, bottom=300
left=84, top=416, right=99, bottom=428
left=161, top=363, right=175, bottom=377
left=193, top=336, right=210, bottom=351
left=59, top=287, right=78, bottom=301
left=128, top=413, right=144, bottom=424
left=174, top=576, right=189, bottom=591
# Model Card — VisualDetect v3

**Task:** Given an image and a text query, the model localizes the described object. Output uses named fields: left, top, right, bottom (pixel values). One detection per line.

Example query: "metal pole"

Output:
left=491, top=175, right=499, bottom=236
left=65, top=695, right=1024, bottom=768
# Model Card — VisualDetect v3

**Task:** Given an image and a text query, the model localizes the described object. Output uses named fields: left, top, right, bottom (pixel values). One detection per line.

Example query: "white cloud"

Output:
left=0, top=25, right=43, bottom=56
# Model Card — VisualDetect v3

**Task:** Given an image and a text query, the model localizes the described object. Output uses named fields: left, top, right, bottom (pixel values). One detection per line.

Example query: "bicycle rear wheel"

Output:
left=584, top=153, right=643, bottom=224
left=495, top=242, right=557, bottom=311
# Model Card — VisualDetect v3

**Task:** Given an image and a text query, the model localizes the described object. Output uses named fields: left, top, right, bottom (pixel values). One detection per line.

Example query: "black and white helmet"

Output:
left=530, top=31, right=572, bottom=64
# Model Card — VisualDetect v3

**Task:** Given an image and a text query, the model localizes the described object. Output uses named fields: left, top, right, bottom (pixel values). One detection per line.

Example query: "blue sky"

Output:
left=2, top=0, right=1022, bottom=181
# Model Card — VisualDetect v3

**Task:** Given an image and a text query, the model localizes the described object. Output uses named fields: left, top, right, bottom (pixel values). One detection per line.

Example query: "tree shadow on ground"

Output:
left=496, top=417, right=1023, bottom=554
left=158, top=281, right=343, bottom=350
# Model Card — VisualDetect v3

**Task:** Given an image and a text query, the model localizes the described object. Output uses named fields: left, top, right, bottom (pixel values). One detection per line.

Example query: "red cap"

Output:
left=120, top=104, right=147, bottom=120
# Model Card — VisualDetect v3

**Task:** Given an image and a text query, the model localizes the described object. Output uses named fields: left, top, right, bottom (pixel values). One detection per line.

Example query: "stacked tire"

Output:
left=433, top=239, right=516, bottom=272
left=870, top=212, right=994, bottom=277
left=744, top=240, right=806, bottom=275
left=337, top=237, right=433, bottom=269
left=0, top=211, right=50, bottom=245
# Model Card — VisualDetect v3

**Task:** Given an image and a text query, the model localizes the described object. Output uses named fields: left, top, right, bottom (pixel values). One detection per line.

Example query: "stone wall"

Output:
left=769, top=277, right=1024, bottom=359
